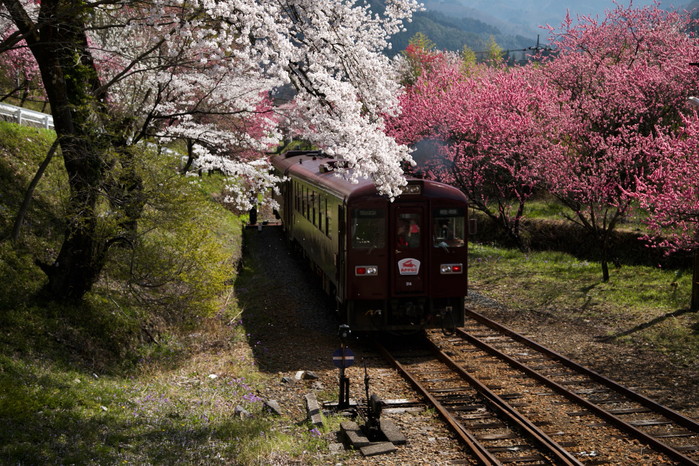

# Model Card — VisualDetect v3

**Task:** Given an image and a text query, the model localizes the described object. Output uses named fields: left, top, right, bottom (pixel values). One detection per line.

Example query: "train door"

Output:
left=391, top=205, right=426, bottom=294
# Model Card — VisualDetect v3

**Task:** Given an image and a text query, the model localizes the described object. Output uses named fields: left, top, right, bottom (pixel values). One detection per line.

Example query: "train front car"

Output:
left=271, top=150, right=468, bottom=333
left=347, top=179, right=467, bottom=332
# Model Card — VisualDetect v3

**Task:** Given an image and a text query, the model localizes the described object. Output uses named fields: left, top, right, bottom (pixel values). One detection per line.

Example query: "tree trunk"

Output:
left=601, top=256, right=610, bottom=282
left=39, top=221, right=105, bottom=301
left=599, top=230, right=611, bottom=282
left=691, top=248, right=699, bottom=311
left=11, top=138, right=60, bottom=243
left=180, top=139, right=195, bottom=174
left=9, top=0, right=112, bottom=302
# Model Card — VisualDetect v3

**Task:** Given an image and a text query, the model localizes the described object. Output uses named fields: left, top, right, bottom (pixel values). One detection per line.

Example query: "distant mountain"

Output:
left=389, top=9, right=536, bottom=57
left=423, top=0, right=670, bottom=39
left=385, top=0, right=693, bottom=58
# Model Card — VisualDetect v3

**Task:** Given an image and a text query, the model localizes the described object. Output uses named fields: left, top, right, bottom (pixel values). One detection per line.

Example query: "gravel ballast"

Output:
left=236, top=226, right=698, bottom=464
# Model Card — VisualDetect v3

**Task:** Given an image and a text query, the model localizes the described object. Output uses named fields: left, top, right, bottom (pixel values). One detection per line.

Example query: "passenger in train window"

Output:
left=408, top=219, right=420, bottom=247
left=397, top=221, right=410, bottom=248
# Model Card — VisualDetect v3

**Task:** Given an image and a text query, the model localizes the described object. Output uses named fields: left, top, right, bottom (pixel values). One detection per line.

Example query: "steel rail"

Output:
left=376, top=341, right=583, bottom=465
left=464, top=308, right=699, bottom=432
left=375, top=342, right=502, bottom=465
left=457, top=308, right=699, bottom=465
left=425, top=338, right=583, bottom=465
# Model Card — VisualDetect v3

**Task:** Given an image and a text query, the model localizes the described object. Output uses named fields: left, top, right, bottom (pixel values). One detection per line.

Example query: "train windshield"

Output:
left=351, top=209, right=385, bottom=249
left=433, top=208, right=465, bottom=248
left=396, top=212, right=422, bottom=249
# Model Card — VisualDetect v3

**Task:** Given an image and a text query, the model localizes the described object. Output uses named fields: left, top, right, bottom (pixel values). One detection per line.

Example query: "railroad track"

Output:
left=376, top=308, right=699, bottom=465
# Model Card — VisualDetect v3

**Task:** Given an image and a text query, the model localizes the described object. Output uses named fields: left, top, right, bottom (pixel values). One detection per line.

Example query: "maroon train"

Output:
left=271, top=150, right=468, bottom=333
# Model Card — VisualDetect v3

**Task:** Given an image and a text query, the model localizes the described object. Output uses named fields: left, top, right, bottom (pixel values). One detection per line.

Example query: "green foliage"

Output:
left=408, top=32, right=436, bottom=51
left=461, top=45, right=477, bottom=70
left=95, top=149, right=240, bottom=329
left=485, top=35, right=505, bottom=65
left=0, top=121, right=243, bottom=368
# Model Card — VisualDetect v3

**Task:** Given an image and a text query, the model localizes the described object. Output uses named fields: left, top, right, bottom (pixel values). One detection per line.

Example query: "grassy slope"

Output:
left=0, top=122, right=328, bottom=464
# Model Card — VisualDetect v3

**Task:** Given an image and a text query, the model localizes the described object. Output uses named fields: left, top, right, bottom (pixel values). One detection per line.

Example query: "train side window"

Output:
left=317, top=193, right=323, bottom=230
left=351, top=209, right=385, bottom=249
left=326, top=198, right=332, bottom=238
left=310, top=189, right=314, bottom=222
left=294, top=181, right=299, bottom=212
left=433, top=208, right=465, bottom=248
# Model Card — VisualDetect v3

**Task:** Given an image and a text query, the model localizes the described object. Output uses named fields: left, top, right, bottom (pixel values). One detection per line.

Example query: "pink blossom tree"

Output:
left=0, top=32, right=43, bottom=105
left=389, top=53, right=557, bottom=249
left=635, top=114, right=699, bottom=309
left=536, top=3, right=699, bottom=281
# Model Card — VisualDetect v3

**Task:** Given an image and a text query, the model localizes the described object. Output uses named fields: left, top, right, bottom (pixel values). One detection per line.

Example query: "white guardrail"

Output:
left=0, top=102, right=54, bottom=130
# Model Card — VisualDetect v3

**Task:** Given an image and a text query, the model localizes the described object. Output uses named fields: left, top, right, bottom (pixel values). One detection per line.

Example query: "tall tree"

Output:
left=0, top=0, right=418, bottom=301
left=388, top=55, right=555, bottom=249
left=537, top=3, right=699, bottom=281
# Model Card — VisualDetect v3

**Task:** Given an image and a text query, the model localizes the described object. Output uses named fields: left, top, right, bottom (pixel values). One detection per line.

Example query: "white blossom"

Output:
left=1, top=0, right=419, bottom=203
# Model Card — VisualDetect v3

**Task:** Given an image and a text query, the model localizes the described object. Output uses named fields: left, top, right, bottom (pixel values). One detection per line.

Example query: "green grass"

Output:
left=0, top=344, right=329, bottom=464
left=523, top=196, right=650, bottom=232
left=469, top=243, right=699, bottom=364
left=523, top=198, right=569, bottom=219
left=0, top=121, right=333, bottom=464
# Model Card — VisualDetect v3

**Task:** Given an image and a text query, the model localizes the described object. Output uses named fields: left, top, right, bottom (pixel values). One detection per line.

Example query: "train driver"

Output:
left=397, top=221, right=410, bottom=248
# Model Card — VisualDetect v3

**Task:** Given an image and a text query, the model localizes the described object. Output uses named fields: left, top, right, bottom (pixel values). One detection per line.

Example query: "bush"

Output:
left=470, top=210, right=693, bottom=268
left=0, top=122, right=241, bottom=371
left=99, top=149, right=239, bottom=333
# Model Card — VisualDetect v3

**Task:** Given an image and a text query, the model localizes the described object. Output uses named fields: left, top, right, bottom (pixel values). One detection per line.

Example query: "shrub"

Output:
left=100, top=150, right=238, bottom=330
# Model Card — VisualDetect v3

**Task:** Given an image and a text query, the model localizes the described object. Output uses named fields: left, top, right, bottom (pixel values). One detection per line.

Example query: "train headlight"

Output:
left=402, top=184, right=422, bottom=195
left=440, top=263, right=463, bottom=274
left=355, top=265, right=378, bottom=276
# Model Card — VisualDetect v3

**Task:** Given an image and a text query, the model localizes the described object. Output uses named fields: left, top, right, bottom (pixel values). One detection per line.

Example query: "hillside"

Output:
left=368, top=0, right=535, bottom=57
left=388, top=0, right=692, bottom=58
left=422, top=0, right=675, bottom=39
left=0, top=121, right=330, bottom=464
left=389, top=9, right=535, bottom=56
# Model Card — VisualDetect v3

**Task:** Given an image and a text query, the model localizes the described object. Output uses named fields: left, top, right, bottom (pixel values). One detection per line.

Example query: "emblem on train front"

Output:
left=398, top=258, right=420, bottom=275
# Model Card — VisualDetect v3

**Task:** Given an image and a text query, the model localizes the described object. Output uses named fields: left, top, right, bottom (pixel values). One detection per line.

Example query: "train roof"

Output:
left=270, top=150, right=468, bottom=204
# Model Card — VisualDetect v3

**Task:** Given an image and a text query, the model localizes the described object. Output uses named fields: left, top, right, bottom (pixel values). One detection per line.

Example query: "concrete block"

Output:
left=380, top=419, right=407, bottom=445
left=340, top=421, right=360, bottom=432
left=360, top=442, right=398, bottom=457
left=304, top=393, right=323, bottom=427
left=344, top=429, right=371, bottom=448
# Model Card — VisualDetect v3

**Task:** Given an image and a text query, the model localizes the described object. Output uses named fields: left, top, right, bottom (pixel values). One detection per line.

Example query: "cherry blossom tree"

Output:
left=536, top=3, right=699, bottom=281
left=0, top=0, right=417, bottom=301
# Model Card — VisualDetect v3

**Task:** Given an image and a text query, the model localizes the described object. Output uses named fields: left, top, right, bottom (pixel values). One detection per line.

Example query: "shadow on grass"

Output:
left=602, top=308, right=697, bottom=342
left=0, top=356, right=270, bottom=464
left=235, top=226, right=355, bottom=375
